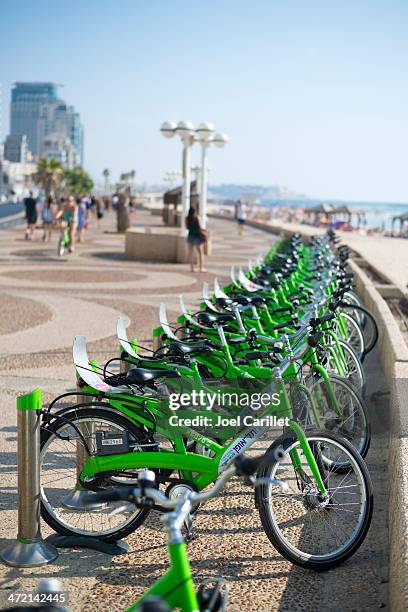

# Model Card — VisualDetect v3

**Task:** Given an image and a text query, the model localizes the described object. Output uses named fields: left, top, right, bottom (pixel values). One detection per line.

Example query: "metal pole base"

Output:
left=62, top=489, right=105, bottom=511
left=46, top=534, right=128, bottom=556
left=0, top=539, right=58, bottom=568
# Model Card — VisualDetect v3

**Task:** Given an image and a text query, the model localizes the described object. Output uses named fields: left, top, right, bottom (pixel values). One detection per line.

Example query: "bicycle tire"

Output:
left=256, top=431, right=373, bottom=570
left=337, top=312, right=365, bottom=359
left=40, top=406, right=152, bottom=542
left=309, top=373, right=371, bottom=461
left=57, top=237, right=65, bottom=257
left=324, top=339, right=366, bottom=393
left=342, top=304, right=378, bottom=356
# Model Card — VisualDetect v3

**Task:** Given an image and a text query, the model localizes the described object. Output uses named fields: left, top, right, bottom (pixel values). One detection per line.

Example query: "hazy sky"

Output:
left=1, top=0, right=407, bottom=202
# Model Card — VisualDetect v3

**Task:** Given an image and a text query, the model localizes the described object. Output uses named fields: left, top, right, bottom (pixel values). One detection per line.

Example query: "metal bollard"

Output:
left=1, top=389, right=58, bottom=567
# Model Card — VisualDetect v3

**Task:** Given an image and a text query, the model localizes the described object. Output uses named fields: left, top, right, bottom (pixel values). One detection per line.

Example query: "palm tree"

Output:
left=64, top=167, right=94, bottom=198
left=33, top=157, right=64, bottom=200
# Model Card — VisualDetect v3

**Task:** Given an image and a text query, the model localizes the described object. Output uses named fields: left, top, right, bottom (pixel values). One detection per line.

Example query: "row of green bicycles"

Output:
left=39, top=229, right=378, bottom=611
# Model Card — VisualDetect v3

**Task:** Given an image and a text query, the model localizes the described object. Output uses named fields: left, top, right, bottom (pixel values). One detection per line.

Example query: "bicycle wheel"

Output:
left=324, top=339, right=365, bottom=393
left=309, top=374, right=370, bottom=461
left=40, top=405, right=153, bottom=541
left=57, top=236, right=65, bottom=256
left=343, top=290, right=362, bottom=310
left=336, top=312, right=364, bottom=359
left=256, top=432, right=373, bottom=570
left=342, top=305, right=378, bottom=357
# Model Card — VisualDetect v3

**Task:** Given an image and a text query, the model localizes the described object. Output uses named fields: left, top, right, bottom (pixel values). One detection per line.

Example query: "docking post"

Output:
left=1, top=389, right=58, bottom=567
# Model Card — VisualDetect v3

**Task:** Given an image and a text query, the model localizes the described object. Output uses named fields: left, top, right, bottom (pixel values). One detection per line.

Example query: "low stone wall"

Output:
left=125, top=227, right=184, bottom=262
left=349, top=261, right=408, bottom=612
left=125, top=227, right=211, bottom=263
left=388, top=364, right=408, bottom=612
left=210, top=213, right=408, bottom=610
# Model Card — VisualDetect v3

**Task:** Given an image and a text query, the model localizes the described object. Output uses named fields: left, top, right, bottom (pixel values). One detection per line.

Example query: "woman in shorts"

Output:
left=185, top=206, right=206, bottom=273
left=41, top=196, right=55, bottom=242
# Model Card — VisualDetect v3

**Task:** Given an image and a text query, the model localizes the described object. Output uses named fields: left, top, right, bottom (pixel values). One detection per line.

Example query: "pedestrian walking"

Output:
left=186, top=206, right=207, bottom=273
left=96, top=197, right=104, bottom=229
left=41, top=196, right=55, bottom=242
left=77, top=197, right=88, bottom=243
left=236, top=200, right=247, bottom=236
left=23, top=191, right=38, bottom=240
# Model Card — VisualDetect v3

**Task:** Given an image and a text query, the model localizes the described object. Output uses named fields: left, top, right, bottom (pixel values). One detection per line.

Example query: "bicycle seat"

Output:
left=230, top=295, right=251, bottom=305
left=214, top=297, right=250, bottom=314
left=126, top=367, right=180, bottom=385
left=215, top=296, right=234, bottom=307
left=168, top=341, right=213, bottom=355
left=196, top=312, right=235, bottom=326
left=236, top=293, right=266, bottom=306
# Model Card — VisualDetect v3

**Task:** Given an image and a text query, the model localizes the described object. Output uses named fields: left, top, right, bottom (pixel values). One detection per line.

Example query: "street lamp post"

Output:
left=190, top=165, right=201, bottom=197
left=161, top=120, right=228, bottom=230
left=161, top=120, right=195, bottom=231
left=196, top=124, right=228, bottom=228
left=196, top=123, right=213, bottom=229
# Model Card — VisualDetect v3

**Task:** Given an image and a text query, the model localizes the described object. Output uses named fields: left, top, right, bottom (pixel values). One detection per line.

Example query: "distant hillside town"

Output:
left=208, top=183, right=307, bottom=203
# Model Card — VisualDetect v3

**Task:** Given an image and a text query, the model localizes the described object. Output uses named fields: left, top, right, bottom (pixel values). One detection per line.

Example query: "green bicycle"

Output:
left=80, top=454, right=287, bottom=611
left=40, top=335, right=373, bottom=570
left=57, top=221, right=71, bottom=257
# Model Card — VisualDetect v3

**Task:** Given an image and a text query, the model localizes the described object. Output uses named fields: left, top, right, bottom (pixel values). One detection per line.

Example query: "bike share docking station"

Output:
left=0, top=389, right=127, bottom=569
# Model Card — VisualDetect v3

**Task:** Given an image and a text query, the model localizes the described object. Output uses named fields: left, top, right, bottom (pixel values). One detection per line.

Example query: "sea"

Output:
left=261, top=199, right=408, bottom=230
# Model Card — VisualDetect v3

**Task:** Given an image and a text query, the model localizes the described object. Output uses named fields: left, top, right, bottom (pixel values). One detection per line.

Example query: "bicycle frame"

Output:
left=79, top=378, right=328, bottom=497
left=129, top=541, right=199, bottom=611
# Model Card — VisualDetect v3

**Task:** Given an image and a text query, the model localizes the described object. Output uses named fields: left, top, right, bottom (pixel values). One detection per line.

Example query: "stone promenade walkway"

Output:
left=0, top=209, right=389, bottom=611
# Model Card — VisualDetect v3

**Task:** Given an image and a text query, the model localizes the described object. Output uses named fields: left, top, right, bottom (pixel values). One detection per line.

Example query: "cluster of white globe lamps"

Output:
left=160, top=121, right=228, bottom=230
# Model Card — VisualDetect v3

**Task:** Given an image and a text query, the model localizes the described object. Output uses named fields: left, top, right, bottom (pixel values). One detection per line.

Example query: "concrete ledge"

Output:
left=125, top=227, right=211, bottom=263
left=389, top=366, right=408, bottom=612
left=348, top=264, right=408, bottom=611
left=376, top=285, right=405, bottom=300
left=348, top=261, right=408, bottom=377
left=125, top=227, right=185, bottom=262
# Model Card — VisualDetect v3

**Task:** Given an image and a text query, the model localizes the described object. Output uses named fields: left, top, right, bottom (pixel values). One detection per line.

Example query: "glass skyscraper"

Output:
left=38, top=100, right=83, bottom=166
left=10, top=82, right=58, bottom=156
left=9, top=82, right=83, bottom=166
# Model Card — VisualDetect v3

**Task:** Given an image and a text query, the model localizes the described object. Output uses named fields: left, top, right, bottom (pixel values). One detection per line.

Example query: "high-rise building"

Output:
left=4, top=134, right=30, bottom=163
left=10, top=82, right=58, bottom=156
left=8, top=82, right=83, bottom=168
left=41, top=133, right=76, bottom=168
left=38, top=100, right=83, bottom=167
left=68, top=107, right=84, bottom=166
